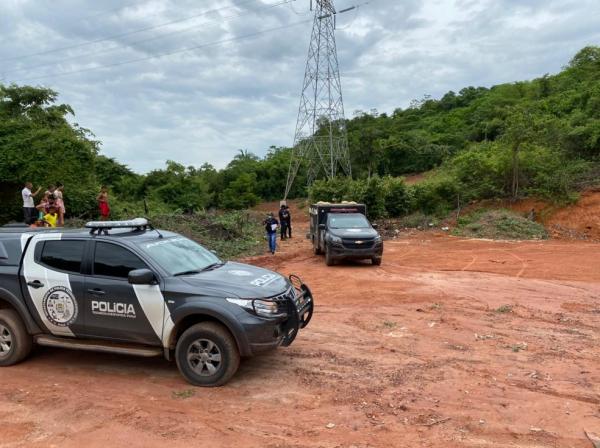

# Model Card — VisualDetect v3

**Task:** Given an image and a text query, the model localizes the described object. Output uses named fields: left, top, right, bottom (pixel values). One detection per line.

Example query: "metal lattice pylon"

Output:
left=284, top=0, right=352, bottom=199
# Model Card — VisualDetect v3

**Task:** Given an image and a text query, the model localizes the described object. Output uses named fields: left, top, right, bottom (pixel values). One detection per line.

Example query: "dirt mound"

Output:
left=453, top=209, right=547, bottom=240
left=546, top=190, right=600, bottom=240
left=506, top=190, right=600, bottom=241
left=439, top=190, right=600, bottom=241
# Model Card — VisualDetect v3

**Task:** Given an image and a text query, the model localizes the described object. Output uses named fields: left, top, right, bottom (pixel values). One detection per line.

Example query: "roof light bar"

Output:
left=85, top=218, right=153, bottom=235
left=85, top=218, right=149, bottom=229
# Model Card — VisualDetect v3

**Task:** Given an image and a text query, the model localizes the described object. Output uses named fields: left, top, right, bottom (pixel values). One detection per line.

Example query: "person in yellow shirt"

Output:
left=43, top=206, right=59, bottom=228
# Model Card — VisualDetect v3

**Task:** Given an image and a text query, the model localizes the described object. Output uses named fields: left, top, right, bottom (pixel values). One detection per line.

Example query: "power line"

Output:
left=288, top=0, right=310, bottom=15
left=76, top=0, right=143, bottom=22
left=0, top=0, right=267, bottom=63
left=3, top=0, right=295, bottom=75
left=13, top=19, right=311, bottom=83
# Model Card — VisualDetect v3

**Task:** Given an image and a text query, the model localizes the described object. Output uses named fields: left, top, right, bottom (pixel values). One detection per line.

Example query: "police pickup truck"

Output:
left=309, top=202, right=383, bottom=266
left=0, top=219, right=313, bottom=387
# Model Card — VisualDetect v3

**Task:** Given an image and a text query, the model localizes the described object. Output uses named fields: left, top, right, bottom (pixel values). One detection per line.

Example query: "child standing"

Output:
left=43, top=206, right=59, bottom=228
left=36, top=192, right=50, bottom=220
left=54, top=183, right=66, bottom=226
left=97, top=186, right=110, bottom=221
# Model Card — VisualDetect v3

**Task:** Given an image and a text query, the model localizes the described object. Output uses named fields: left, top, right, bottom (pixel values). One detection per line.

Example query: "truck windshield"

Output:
left=138, top=237, right=223, bottom=276
left=328, top=214, right=370, bottom=229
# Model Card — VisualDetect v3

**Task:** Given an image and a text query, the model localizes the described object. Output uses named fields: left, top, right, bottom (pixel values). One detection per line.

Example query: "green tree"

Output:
left=0, top=84, right=99, bottom=222
left=220, top=172, right=260, bottom=210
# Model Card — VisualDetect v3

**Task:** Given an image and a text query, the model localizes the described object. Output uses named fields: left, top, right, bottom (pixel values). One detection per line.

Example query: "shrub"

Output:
left=308, top=176, right=386, bottom=219
left=453, top=209, right=548, bottom=240
left=360, top=176, right=386, bottom=219
left=448, top=143, right=506, bottom=199
left=308, top=177, right=353, bottom=203
left=412, top=176, right=461, bottom=216
left=383, top=177, right=414, bottom=217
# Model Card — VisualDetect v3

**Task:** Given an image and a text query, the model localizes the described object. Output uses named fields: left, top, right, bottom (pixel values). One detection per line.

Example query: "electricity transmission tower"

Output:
left=284, top=0, right=353, bottom=199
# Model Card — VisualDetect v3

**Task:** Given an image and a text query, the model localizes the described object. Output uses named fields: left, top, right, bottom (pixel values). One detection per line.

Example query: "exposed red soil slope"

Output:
left=506, top=190, right=600, bottom=240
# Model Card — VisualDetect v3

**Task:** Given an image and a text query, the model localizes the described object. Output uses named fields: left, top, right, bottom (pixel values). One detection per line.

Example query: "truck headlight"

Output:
left=253, top=299, right=285, bottom=317
left=374, top=235, right=382, bottom=243
left=226, top=298, right=286, bottom=318
left=329, top=235, right=342, bottom=244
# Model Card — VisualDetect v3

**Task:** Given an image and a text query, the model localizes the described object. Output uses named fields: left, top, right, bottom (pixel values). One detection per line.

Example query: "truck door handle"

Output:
left=27, top=280, right=44, bottom=289
left=87, top=289, right=105, bottom=296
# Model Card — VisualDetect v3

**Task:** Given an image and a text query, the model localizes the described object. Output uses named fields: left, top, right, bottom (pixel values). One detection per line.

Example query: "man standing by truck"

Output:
left=284, top=205, right=292, bottom=239
left=279, top=205, right=290, bottom=240
left=264, top=212, right=279, bottom=254
left=21, top=182, right=41, bottom=225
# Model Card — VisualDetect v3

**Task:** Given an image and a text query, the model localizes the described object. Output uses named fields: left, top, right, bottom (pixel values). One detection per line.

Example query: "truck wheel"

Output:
left=175, top=321, right=240, bottom=387
left=0, top=309, right=33, bottom=367
left=372, top=256, right=382, bottom=266
left=325, top=246, right=335, bottom=266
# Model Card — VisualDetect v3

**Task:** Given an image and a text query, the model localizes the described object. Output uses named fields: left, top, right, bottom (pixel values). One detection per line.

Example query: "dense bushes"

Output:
left=453, top=209, right=548, bottom=240
left=382, top=177, right=413, bottom=217
left=308, top=140, right=592, bottom=219
left=309, top=176, right=415, bottom=219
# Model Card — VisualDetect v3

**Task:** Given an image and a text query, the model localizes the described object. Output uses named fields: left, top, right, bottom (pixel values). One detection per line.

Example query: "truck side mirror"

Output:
left=129, top=269, right=157, bottom=285
left=372, top=223, right=379, bottom=230
left=318, top=224, right=326, bottom=230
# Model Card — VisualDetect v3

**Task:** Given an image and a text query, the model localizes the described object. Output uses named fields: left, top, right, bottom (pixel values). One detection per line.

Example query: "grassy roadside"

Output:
left=452, top=209, right=548, bottom=240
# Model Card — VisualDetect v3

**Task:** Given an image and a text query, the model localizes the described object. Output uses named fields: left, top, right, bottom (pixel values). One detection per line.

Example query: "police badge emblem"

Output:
left=42, top=286, right=78, bottom=327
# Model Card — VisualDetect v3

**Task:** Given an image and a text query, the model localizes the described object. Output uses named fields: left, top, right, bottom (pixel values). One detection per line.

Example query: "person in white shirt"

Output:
left=22, top=182, right=41, bottom=224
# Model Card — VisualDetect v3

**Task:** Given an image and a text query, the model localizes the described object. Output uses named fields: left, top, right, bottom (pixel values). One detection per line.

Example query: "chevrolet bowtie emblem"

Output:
left=355, top=240, right=363, bottom=244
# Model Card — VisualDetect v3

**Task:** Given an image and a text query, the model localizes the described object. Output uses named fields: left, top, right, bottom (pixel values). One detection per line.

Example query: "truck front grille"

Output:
left=269, top=287, right=308, bottom=314
left=270, top=288, right=296, bottom=314
left=342, top=238, right=375, bottom=249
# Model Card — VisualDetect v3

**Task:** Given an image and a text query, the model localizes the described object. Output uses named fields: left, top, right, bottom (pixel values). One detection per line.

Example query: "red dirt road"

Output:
left=1, top=205, right=599, bottom=447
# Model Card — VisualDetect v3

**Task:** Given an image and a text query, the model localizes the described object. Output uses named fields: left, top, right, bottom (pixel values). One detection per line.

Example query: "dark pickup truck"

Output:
left=309, top=203, right=383, bottom=266
left=0, top=219, right=313, bottom=387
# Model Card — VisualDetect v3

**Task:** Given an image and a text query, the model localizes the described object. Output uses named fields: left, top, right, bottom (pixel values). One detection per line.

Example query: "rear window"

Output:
left=40, top=240, right=85, bottom=273
left=0, top=239, right=23, bottom=266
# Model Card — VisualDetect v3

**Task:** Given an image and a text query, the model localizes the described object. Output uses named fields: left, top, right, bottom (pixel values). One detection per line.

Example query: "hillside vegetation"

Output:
left=312, top=46, right=600, bottom=217
left=1, top=46, right=599, bottom=224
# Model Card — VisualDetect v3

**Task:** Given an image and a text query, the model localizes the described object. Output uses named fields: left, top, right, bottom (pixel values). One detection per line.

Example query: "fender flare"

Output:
left=0, top=287, right=42, bottom=335
left=168, top=302, right=252, bottom=357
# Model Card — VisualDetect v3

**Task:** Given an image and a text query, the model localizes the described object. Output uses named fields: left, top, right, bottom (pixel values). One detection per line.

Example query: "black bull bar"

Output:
left=280, top=274, right=314, bottom=347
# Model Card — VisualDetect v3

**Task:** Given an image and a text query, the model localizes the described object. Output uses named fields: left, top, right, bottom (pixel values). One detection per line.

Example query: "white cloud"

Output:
left=1, top=0, right=599, bottom=173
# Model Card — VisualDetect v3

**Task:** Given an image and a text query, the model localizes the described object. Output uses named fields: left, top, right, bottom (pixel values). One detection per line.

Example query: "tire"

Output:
left=372, top=256, right=382, bottom=266
left=325, top=245, right=335, bottom=266
left=175, top=321, right=240, bottom=387
left=0, top=309, right=33, bottom=367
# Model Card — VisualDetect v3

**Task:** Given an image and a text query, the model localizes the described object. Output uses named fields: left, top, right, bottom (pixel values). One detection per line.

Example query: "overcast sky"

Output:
left=2, top=0, right=599, bottom=173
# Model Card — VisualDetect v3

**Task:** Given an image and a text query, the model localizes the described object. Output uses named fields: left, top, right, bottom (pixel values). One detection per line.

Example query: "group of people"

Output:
left=22, top=182, right=66, bottom=228
left=21, top=182, right=111, bottom=228
left=263, top=204, right=292, bottom=255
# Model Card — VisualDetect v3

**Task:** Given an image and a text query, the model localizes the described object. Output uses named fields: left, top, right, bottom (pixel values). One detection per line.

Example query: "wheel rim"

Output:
left=0, top=324, right=13, bottom=358
left=186, top=339, right=222, bottom=377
